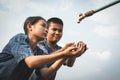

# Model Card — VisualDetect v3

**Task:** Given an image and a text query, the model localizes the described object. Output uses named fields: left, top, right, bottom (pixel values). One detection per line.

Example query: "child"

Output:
left=35, top=17, right=87, bottom=80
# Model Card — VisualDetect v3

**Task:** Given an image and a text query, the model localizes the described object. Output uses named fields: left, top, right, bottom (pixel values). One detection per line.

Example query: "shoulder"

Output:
left=9, top=33, right=29, bottom=44
left=36, top=46, right=44, bottom=55
left=12, top=33, right=27, bottom=40
left=37, top=40, right=48, bottom=54
left=56, top=44, right=62, bottom=50
left=38, top=40, right=46, bottom=45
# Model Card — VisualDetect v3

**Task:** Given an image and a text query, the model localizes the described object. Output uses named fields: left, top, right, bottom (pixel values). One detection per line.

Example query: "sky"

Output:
left=0, top=0, right=120, bottom=80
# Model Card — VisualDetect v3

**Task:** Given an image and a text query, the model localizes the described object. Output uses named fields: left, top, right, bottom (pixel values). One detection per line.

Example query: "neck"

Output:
left=28, top=34, right=39, bottom=51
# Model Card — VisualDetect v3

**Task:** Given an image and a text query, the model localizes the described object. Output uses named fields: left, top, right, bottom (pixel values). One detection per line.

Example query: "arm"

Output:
left=24, top=52, right=65, bottom=69
left=64, top=57, right=76, bottom=67
left=10, top=35, right=67, bottom=69
left=24, top=45, right=78, bottom=69
left=38, top=58, right=66, bottom=80
left=25, top=42, right=87, bottom=69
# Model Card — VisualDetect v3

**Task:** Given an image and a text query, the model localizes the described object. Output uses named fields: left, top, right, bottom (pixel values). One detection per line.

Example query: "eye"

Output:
left=41, top=23, right=47, bottom=28
left=59, top=29, right=62, bottom=32
left=52, top=28, right=57, bottom=31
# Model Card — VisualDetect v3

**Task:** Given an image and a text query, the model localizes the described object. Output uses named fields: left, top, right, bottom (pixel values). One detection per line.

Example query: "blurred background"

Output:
left=0, top=0, right=120, bottom=80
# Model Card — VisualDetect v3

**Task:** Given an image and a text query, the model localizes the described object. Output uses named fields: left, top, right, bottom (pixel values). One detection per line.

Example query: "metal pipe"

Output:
left=77, top=0, right=120, bottom=23
left=95, top=0, right=120, bottom=13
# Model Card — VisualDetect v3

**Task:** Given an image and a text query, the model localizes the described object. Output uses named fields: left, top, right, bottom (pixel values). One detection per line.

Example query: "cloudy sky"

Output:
left=0, top=0, right=120, bottom=80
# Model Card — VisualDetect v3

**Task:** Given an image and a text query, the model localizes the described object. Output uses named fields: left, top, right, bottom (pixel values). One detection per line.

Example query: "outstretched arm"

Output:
left=38, top=58, right=66, bottom=80
left=64, top=57, right=76, bottom=67
left=24, top=52, right=65, bottom=69
left=24, top=43, right=77, bottom=69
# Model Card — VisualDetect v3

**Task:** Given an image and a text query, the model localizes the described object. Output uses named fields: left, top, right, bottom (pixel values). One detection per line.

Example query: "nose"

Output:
left=56, top=30, right=60, bottom=34
left=45, top=28, right=48, bottom=33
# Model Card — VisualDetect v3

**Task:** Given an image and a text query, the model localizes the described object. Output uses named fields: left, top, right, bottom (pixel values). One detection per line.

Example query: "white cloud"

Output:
left=0, top=0, right=28, bottom=12
left=93, top=26, right=120, bottom=38
left=97, top=51, right=111, bottom=60
left=86, top=49, right=111, bottom=61
left=0, top=0, right=73, bottom=15
left=59, top=0, right=73, bottom=11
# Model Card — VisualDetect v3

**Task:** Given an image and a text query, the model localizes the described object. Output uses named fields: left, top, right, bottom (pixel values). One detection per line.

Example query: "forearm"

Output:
left=51, top=48, right=64, bottom=54
left=40, top=58, right=66, bottom=79
left=64, top=57, right=76, bottom=67
left=24, top=52, right=65, bottom=68
left=50, top=58, right=66, bottom=72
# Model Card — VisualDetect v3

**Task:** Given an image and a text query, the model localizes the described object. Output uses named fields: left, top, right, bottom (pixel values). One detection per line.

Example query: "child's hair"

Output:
left=47, top=17, right=63, bottom=28
left=24, top=16, right=46, bottom=34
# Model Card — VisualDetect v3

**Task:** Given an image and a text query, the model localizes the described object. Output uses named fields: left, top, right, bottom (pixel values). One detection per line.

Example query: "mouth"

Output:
left=53, top=35, right=60, bottom=39
left=44, top=33, right=47, bottom=36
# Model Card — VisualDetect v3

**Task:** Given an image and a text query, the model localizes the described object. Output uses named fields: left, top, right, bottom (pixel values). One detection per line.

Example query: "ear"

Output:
left=27, top=23, right=32, bottom=31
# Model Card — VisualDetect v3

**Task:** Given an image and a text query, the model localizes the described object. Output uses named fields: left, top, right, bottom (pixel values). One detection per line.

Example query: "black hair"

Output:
left=24, top=16, right=46, bottom=34
left=47, top=17, right=63, bottom=28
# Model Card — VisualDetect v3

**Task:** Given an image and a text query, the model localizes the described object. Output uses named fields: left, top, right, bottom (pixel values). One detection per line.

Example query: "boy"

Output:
left=36, top=17, right=87, bottom=80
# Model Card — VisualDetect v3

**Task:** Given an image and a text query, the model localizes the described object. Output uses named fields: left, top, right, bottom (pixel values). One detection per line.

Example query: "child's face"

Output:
left=29, top=20, right=47, bottom=41
left=47, top=22, right=63, bottom=43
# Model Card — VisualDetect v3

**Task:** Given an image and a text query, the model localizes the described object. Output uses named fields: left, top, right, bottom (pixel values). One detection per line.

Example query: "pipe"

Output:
left=77, top=0, right=120, bottom=23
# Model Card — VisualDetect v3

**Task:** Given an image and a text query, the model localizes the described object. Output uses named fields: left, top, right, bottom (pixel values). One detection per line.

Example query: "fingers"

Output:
left=63, top=46, right=77, bottom=57
left=63, top=41, right=88, bottom=57
left=66, top=42, right=75, bottom=47
left=63, top=42, right=75, bottom=50
left=72, top=41, right=88, bottom=57
left=66, top=46, right=77, bottom=52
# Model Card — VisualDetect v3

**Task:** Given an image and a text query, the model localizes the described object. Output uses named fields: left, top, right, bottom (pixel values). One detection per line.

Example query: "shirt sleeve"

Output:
left=10, top=34, right=34, bottom=63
